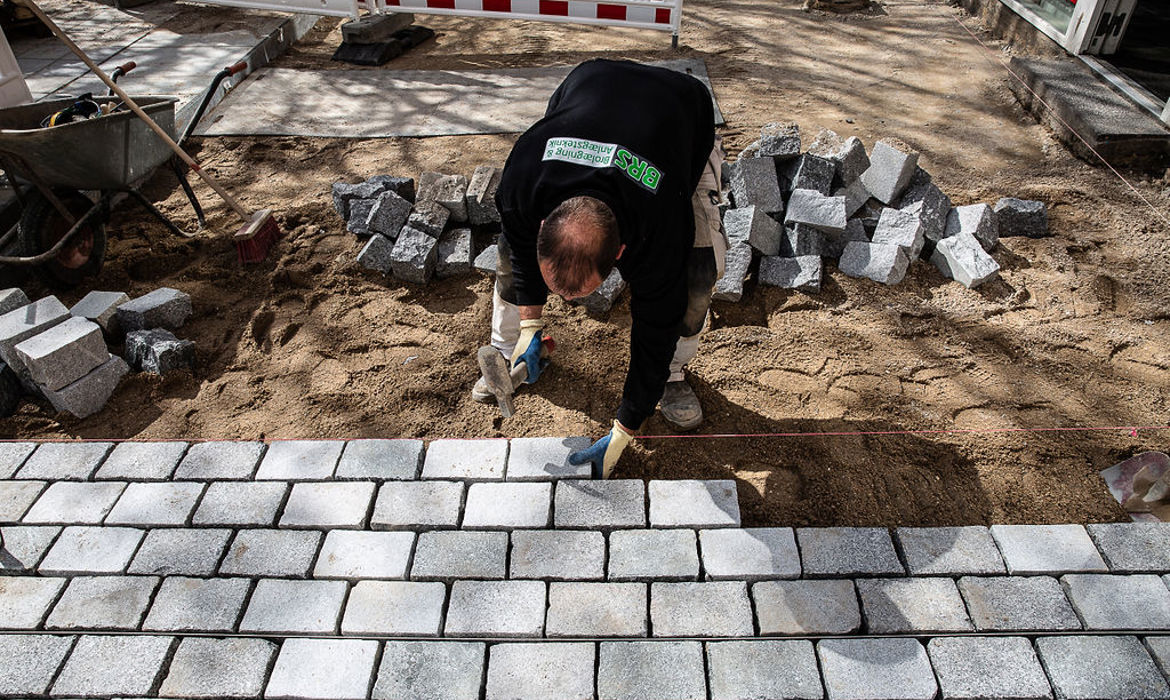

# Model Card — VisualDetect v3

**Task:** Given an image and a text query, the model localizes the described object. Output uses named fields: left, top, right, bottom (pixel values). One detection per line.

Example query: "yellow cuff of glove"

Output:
left=511, top=318, right=545, bottom=367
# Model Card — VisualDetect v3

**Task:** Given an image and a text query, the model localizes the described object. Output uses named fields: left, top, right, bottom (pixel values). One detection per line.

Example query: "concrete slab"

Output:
left=14, top=0, right=317, bottom=133
left=198, top=60, right=724, bottom=138
left=1008, top=57, right=1170, bottom=169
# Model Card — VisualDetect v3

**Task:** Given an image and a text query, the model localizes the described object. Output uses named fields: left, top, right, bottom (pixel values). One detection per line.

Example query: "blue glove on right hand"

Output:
left=569, top=420, right=634, bottom=479
left=511, top=319, right=547, bottom=384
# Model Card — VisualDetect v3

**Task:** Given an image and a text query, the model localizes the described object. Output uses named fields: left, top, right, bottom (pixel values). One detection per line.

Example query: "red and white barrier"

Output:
left=375, top=0, right=681, bottom=40
left=193, top=0, right=681, bottom=45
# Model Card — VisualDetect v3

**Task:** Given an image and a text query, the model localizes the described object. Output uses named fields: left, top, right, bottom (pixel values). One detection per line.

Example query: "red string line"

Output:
left=939, top=1, right=1170, bottom=229
left=633, top=424, right=1167, bottom=440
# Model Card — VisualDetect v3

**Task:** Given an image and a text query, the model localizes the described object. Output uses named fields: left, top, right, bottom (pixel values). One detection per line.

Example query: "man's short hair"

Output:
left=537, top=196, right=620, bottom=294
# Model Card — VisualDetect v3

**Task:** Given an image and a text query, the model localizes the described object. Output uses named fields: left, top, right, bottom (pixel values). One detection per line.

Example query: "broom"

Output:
left=18, top=0, right=282, bottom=263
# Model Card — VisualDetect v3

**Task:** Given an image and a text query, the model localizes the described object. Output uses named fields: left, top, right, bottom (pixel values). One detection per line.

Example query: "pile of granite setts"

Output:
left=336, top=170, right=627, bottom=316
left=0, top=287, right=195, bottom=419
left=714, top=122, right=1050, bottom=301
left=335, top=168, right=504, bottom=284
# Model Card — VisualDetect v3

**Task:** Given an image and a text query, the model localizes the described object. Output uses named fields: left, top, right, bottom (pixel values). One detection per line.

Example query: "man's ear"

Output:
left=616, top=244, right=627, bottom=260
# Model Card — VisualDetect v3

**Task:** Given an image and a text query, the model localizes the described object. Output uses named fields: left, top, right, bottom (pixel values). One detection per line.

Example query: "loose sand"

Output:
left=5, top=0, right=1170, bottom=526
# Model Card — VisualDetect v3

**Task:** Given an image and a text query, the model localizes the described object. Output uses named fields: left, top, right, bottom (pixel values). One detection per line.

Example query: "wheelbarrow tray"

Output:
left=0, top=95, right=177, bottom=191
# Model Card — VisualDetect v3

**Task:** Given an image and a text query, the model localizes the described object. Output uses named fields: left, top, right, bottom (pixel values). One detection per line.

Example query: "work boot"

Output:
left=659, top=380, right=702, bottom=430
left=471, top=376, right=493, bottom=403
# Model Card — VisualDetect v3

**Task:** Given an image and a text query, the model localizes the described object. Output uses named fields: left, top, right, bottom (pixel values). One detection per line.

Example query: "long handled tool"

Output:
left=16, top=0, right=282, bottom=263
left=476, top=338, right=554, bottom=418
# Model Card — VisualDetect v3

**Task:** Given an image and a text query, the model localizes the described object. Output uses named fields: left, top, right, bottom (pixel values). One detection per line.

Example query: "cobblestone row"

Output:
left=2, top=439, right=1169, bottom=699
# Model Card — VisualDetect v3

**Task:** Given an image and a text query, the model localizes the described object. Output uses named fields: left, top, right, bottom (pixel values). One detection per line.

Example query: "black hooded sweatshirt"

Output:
left=495, top=59, right=715, bottom=430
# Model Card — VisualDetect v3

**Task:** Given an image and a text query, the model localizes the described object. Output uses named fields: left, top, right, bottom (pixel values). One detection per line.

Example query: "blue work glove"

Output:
left=569, top=420, right=635, bottom=479
left=510, top=318, right=548, bottom=384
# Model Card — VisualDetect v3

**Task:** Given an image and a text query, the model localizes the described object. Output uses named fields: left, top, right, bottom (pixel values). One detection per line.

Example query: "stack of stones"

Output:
left=715, top=122, right=1050, bottom=302
left=336, top=168, right=502, bottom=286
left=0, top=287, right=194, bottom=420
left=338, top=170, right=629, bottom=316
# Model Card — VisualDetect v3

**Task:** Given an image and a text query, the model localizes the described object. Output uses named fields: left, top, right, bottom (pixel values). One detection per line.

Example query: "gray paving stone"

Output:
left=859, top=140, right=918, bottom=204
left=1036, top=636, right=1169, bottom=700
left=707, top=640, right=822, bottom=700
left=0, top=442, right=36, bottom=478
left=0, top=525, right=59, bottom=571
left=896, top=526, right=1007, bottom=575
left=192, top=481, right=287, bottom=526
left=818, top=638, right=937, bottom=700
left=314, top=530, right=414, bottom=579
left=52, top=634, right=173, bottom=698
left=1063, top=574, right=1170, bottom=630
left=219, top=529, right=321, bottom=577
left=958, top=576, right=1081, bottom=631
left=437, top=227, right=474, bottom=278
left=467, top=165, right=502, bottom=225
left=341, top=580, right=445, bottom=636
left=839, top=240, right=911, bottom=285
left=279, top=481, right=376, bottom=528
left=335, top=438, right=423, bottom=480
left=22, top=481, right=125, bottom=524
left=254, top=439, right=344, bottom=480
left=372, top=480, right=463, bottom=529
left=932, top=230, right=1000, bottom=289
left=463, top=482, right=552, bottom=528
left=45, top=575, right=158, bottom=630
left=105, top=481, right=204, bottom=526
left=991, top=524, right=1108, bottom=574
left=38, top=525, right=144, bottom=574
left=421, top=438, right=508, bottom=480
left=1086, top=523, right=1170, bottom=573
left=0, top=296, right=70, bottom=382
left=0, top=576, right=66, bottom=629
left=798, top=527, right=904, bottom=577
left=410, top=530, right=506, bottom=580
left=729, top=156, right=784, bottom=215
left=646, top=486, right=735, bottom=531
left=554, top=480, right=646, bottom=529
left=41, top=354, right=128, bottom=419
left=1147, top=637, right=1170, bottom=683
left=16, top=441, right=112, bottom=479
left=505, top=436, right=593, bottom=480
left=546, top=581, right=647, bottom=637
left=69, top=290, right=128, bottom=334
left=0, top=480, right=45, bottom=521
left=0, top=288, right=29, bottom=316
left=373, top=641, right=485, bottom=700
left=143, top=576, right=251, bottom=632
left=785, top=189, right=848, bottom=233
left=651, top=582, right=753, bottom=637
left=444, top=580, right=546, bottom=637
left=160, top=636, right=277, bottom=699
left=510, top=530, right=604, bottom=580
left=487, top=642, right=595, bottom=700
left=93, top=441, right=187, bottom=480
left=700, top=527, right=799, bottom=580
left=726, top=205, right=783, bottom=256
left=857, top=577, right=973, bottom=633
left=0, top=634, right=74, bottom=696
left=753, top=579, right=861, bottom=635
left=928, top=637, right=1053, bottom=700
left=116, top=287, right=192, bottom=332
left=598, top=641, right=706, bottom=700
left=239, top=579, right=347, bottom=634
left=266, top=638, right=378, bottom=700
left=175, top=441, right=265, bottom=479
left=608, top=529, right=700, bottom=581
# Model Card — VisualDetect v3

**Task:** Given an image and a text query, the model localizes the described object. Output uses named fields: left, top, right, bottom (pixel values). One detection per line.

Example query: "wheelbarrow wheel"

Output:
left=17, top=189, right=107, bottom=288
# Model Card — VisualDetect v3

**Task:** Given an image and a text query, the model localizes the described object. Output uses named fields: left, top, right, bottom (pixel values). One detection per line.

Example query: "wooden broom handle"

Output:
left=17, top=0, right=251, bottom=221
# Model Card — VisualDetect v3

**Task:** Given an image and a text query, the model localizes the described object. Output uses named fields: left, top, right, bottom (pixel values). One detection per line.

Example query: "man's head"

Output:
left=538, top=196, right=623, bottom=300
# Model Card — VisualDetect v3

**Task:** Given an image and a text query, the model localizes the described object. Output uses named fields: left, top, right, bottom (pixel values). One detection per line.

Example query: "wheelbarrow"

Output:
left=0, top=60, right=245, bottom=286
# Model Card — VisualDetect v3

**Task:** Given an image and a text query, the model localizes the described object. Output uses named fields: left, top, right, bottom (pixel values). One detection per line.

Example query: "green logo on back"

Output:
left=542, top=137, right=662, bottom=193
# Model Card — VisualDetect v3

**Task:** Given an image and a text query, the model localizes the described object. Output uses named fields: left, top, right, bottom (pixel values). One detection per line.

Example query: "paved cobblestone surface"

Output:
left=2, top=438, right=1168, bottom=699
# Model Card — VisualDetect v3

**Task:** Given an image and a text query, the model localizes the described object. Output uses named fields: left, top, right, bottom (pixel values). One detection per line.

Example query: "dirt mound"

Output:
left=5, top=1, right=1169, bottom=526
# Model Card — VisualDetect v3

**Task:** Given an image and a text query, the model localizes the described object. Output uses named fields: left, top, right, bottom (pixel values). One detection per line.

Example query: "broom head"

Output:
left=234, top=208, right=282, bottom=264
